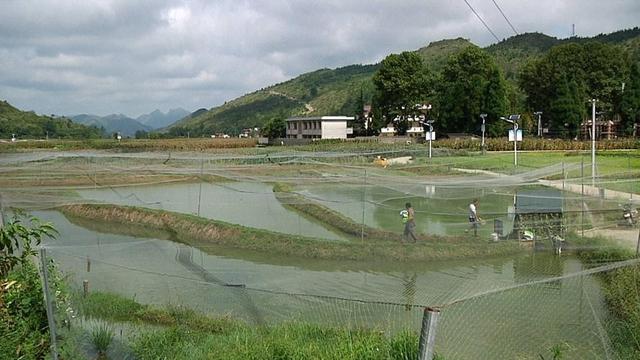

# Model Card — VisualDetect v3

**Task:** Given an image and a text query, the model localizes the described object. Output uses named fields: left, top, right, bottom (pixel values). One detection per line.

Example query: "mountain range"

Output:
left=170, top=27, right=640, bottom=136
left=71, top=108, right=189, bottom=137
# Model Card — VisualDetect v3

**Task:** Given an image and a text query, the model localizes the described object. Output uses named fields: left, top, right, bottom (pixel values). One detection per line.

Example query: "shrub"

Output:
left=91, top=322, right=114, bottom=357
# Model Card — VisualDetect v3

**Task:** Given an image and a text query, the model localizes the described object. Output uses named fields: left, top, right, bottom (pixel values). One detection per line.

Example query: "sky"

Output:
left=1, top=0, right=639, bottom=118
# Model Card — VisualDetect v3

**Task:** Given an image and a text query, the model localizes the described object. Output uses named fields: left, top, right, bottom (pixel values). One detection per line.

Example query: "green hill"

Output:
left=0, top=100, right=103, bottom=140
left=170, top=28, right=640, bottom=136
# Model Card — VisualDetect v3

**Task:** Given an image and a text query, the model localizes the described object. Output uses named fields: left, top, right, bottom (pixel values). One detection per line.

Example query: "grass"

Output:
left=91, top=322, right=114, bottom=356
left=572, top=234, right=640, bottom=358
left=80, top=292, right=234, bottom=333
left=58, top=204, right=524, bottom=263
left=77, top=292, right=420, bottom=360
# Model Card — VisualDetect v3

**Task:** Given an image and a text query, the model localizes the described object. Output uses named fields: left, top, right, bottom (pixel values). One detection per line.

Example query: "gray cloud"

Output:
left=0, top=0, right=638, bottom=117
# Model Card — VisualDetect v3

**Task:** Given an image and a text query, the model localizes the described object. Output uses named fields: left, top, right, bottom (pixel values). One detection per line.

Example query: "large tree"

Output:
left=620, top=62, right=640, bottom=135
left=520, top=42, right=629, bottom=137
left=548, top=74, right=584, bottom=138
left=372, top=51, right=433, bottom=130
left=262, top=117, right=286, bottom=138
left=436, top=46, right=507, bottom=135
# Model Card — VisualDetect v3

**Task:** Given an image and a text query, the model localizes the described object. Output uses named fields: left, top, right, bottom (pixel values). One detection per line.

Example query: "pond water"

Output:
left=77, top=182, right=346, bottom=241
left=76, top=181, right=520, bottom=239
left=37, top=210, right=612, bottom=359
left=299, top=183, right=517, bottom=237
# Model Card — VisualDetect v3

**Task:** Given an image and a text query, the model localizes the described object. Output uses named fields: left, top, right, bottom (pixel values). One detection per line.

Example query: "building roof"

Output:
left=286, top=116, right=354, bottom=122
left=515, top=189, right=563, bottom=214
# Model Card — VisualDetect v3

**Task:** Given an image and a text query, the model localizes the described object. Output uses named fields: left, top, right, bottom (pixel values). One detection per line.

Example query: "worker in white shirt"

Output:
left=468, top=199, right=481, bottom=236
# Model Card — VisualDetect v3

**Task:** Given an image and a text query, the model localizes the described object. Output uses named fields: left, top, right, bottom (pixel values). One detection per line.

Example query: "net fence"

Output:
left=1, top=146, right=639, bottom=359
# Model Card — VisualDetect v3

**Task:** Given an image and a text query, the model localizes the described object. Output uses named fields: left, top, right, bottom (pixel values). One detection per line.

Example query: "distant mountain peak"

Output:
left=136, top=108, right=190, bottom=129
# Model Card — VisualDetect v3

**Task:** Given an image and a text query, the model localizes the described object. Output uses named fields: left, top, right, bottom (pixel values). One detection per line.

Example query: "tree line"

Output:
left=364, top=42, right=640, bottom=139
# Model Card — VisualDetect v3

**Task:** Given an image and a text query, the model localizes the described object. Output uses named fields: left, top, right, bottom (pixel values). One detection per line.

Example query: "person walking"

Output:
left=467, top=199, right=481, bottom=236
left=402, top=202, right=417, bottom=243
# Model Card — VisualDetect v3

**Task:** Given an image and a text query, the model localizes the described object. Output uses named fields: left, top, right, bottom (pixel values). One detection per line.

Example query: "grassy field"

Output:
left=69, top=291, right=423, bottom=360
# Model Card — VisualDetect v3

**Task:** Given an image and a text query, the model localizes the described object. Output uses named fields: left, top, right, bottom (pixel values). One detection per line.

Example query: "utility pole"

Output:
left=480, top=113, right=487, bottom=154
left=589, top=99, right=597, bottom=186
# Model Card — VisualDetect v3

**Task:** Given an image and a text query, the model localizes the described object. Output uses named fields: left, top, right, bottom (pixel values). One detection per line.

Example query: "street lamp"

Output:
left=480, top=113, right=487, bottom=153
left=415, top=104, right=434, bottom=158
left=500, top=115, right=521, bottom=167
left=588, top=99, right=598, bottom=185
left=534, top=111, right=543, bottom=137
left=424, top=120, right=435, bottom=159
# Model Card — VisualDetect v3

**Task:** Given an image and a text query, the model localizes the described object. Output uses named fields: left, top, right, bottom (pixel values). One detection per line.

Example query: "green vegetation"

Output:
left=90, top=322, right=114, bottom=358
left=261, top=116, right=286, bottom=138
left=1, top=262, right=52, bottom=359
left=572, top=235, right=640, bottom=358
left=75, top=291, right=420, bottom=360
left=372, top=51, right=433, bottom=133
left=170, top=64, right=377, bottom=137
left=0, top=211, right=57, bottom=277
left=436, top=46, right=507, bottom=136
left=0, top=214, right=59, bottom=359
left=171, top=28, right=640, bottom=138
left=519, top=42, right=629, bottom=137
left=621, top=61, right=640, bottom=134
left=0, top=100, right=103, bottom=140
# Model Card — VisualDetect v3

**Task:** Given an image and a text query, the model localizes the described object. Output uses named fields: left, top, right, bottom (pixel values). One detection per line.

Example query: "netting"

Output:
left=2, top=146, right=639, bottom=359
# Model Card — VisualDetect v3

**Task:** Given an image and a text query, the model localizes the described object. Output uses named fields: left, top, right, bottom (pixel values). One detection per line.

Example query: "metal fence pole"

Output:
left=418, top=307, right=440, bottom=360
left=39, top=248, right=59, bottom=360
left=636, top=230, right=640, bottom=257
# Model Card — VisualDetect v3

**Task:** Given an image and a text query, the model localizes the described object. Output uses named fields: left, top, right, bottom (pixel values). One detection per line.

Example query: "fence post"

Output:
left=418, top=307, right=440, bottom=360
left=39, top=248, right=59, bottom=360
left=636, top=230, right=640, bottom=257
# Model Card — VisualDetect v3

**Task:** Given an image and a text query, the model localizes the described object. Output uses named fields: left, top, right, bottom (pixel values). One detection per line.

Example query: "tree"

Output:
left=135, top=130, right=149, bottom=139
left=621, top=62, right=640, bottom=135
left=372, top=52, right=433, bottom=129
left=548, top=75, right=584, bottom=138
left=437, top=46, right=507, bottom=135
left=0, top=212, right=57, bottom=277
left=262, top=117, right=286, bottom=138
left=520, top=42, right=629, bottom=137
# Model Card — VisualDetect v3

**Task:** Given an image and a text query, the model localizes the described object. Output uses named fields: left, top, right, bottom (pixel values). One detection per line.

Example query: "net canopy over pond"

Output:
left=1, top=147, right=639, bottom=359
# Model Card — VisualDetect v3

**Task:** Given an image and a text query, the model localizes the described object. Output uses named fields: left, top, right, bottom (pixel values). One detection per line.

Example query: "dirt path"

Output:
left=268, top=90, right=315, bottom=114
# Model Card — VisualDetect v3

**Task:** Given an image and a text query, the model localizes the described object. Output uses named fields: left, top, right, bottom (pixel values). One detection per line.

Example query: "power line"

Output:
left=462, top=0, right=501, bottom=42
left=490, top=0, right=519, bottom=35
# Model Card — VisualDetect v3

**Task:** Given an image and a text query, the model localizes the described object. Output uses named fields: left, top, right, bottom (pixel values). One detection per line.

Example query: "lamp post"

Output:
left=480, top=113, right=487, bottom=154
left=588, top=99, right=597, bottom=186
left=534, top=111, right=543, bottom=137
left=501, top=115, right=521, bottom=167
left=425, top=120, right=435, bottom=159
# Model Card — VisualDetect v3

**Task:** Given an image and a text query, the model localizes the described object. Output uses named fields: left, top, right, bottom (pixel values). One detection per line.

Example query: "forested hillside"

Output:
left=166, top=28, right=640, bottom=136
left=0, top=100, right=102, bottom=139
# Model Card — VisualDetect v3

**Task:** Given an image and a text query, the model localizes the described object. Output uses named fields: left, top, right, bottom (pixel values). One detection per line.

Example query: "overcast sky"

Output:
left=1, top=0, right=638, bottom=117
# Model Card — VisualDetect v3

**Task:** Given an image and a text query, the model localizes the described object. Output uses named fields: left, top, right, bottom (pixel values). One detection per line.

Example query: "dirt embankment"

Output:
left=59, top=204, right=523, bottom=262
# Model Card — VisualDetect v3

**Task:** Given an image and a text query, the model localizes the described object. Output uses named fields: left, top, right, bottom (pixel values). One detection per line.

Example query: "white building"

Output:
left=406, top=116, right=425, bottom=138
left=286, top=116, right=354, bottom=139
left=380, top=123, right=396, bottom=136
